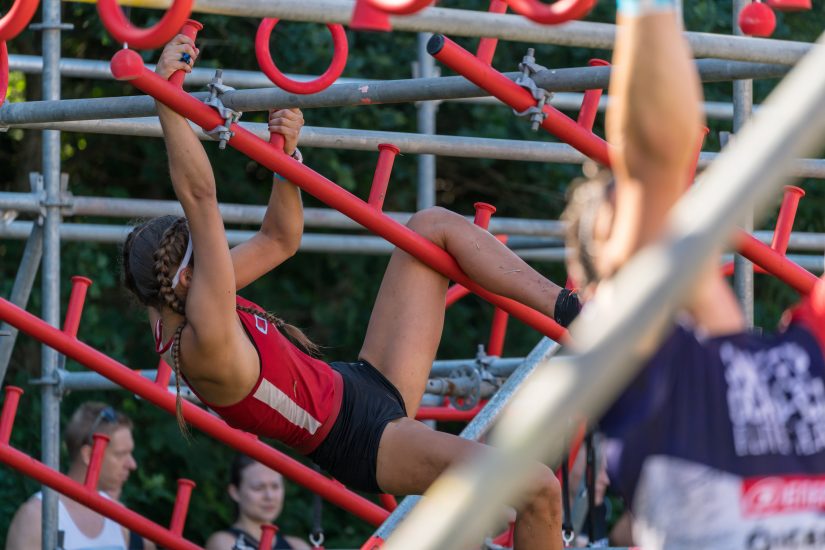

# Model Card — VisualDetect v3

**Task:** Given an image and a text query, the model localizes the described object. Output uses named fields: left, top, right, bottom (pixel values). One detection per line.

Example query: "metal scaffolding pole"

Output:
left=39, top=0, right=64, bottom=546
left=733, top=0, right=755, bottom=327
left=383, top=33, right=825, bottom=550
left=373, top=337, right=560, bottom=542
left=0, top=222, right=43, bottom=386
left=65, top=0, right=813, bottom=65
left=0, top=59, right=789, bottom=125
left=416, top=33, right=438, bottom=210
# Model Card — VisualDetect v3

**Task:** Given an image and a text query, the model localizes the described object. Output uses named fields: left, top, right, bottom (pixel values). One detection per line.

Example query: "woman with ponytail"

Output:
left=123, top=35, right=576, bottom=550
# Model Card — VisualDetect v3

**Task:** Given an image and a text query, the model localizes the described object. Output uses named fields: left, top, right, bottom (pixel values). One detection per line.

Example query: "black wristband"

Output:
left=554, top=288, right=582, bottom=328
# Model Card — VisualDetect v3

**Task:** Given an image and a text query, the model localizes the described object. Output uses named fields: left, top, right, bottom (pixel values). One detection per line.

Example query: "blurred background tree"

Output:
left=1, top=0, right=824, bottom=546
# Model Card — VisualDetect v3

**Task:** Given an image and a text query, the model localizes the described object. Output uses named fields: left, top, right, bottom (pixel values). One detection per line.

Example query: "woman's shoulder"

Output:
left=204, top=529, right=238, bottom=550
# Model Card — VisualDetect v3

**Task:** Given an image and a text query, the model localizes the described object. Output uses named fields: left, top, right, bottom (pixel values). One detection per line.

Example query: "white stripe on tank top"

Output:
left=253, top=377, right=322, bottom=435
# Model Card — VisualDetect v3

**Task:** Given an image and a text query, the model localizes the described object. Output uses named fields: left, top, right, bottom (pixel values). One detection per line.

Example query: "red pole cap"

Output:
left=739, top=2, right=776, bottom=37
left=111, top=49, right=147, bottom=82
left=473, top=202, right=497, bottom=230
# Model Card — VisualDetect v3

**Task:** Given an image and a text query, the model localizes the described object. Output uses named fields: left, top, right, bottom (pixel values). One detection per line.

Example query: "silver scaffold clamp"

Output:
left=204, top=69, right=242, bottom=149
left=513, top=48, right=552, bottom=131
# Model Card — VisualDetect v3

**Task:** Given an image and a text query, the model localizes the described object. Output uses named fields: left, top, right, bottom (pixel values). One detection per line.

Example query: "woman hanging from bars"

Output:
left=562, top=1, right=825, bottom=548
left=122, top=35, right=581, bottom=550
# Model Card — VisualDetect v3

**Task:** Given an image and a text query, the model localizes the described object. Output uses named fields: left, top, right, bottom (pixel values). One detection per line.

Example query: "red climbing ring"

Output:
left=255, top=18, right=348, bottom=95
left=365, top=0, right=434, bottom=15
left=96, top=0, right=194, bottom=50
left=505, top=0, right=597, bottom=24
left=0, top=0, right=39, bottom=42
left=0, top=42, right=8, bottom=107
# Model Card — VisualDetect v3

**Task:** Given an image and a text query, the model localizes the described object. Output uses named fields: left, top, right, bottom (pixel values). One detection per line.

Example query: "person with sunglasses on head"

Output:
left=6, top=402, right=155, bottom=550
left=120, top=34, right=583, bottom=550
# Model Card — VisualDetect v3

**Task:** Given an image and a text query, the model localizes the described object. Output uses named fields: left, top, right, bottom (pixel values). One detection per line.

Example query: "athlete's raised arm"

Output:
left=231, top=108, right=305, bottom=290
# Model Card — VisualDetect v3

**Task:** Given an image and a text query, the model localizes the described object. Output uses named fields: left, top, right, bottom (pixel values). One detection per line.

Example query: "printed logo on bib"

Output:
left=254, top=314, right=268, bottom=334
left=742, top=475, right=825, bottom=516
left=722, top=341, right=825, bottom=457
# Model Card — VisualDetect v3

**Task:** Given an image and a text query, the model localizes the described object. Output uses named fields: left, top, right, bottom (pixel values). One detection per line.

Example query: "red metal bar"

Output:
left=255, top=19, right=348, bottom=95
left=366, top=0, right=432, bottom=14
left=169, top=20, right=202, bottom=88
left=169, top=478, right=196, bottom=535
left=475, top=0, right=508, bottom=65
left=428, top=35, right=610, bottom=166
left=505, top=0, right=597, bottom=25
left=378, top=493, right=398, bottom=512
left=736, top=232, right=818, bottom=294
left=96, top=0, right=193, bottom=49
left=63, top=275, right=92, bottom=338
left=84, top=433, right=110, bottom=490
left=415, top=403, right=485, bottom=422
left=0, top=386, right=23, bottom=445
left=487, top=308, right=510, bottom=357
left=350, top=0, right=392, bottom=32
left=110, top=49, right=566, bottom=342
left=0, top=0, right=40, bottom=41
left=361, top=535, right=384, bottom=549
left=473, top=202, right=496, bottom=230
left=771, top=186, right=805, bottom=255
left=0, top=444, right=203, bottom=549
left=156, top=358, right=173, bottom=387
left=258, top=525, right=277, bottom=550
left=368, top=144, right=400, bottom=210
left=0, top=296, right=389, bottom=526
left=0, top=41, right=8, bottom=107
left=576, top=59, right=610, bottom=132
left=270, top=119, right=286, bottom=153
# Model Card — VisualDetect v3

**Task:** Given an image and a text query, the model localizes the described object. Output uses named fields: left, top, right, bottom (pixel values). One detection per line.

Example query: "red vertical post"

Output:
left=63, top=276, right=92, bottom=339
left=168, top=19, right=203, bottom=88
left=155, top=358, right=173, bottom=388
left=258, top=524, right=278, bottom=550
left=368, top=144, right=400, bottom=210
left=576, top=59, right=610, bottom=132
left=379, top=493, right=398, bottom=511
left=84, top=433, right=111, bottom=490
left=487, top=308, right=510, bottom=357
left=269, top=122, right=286, bottom=154
left=771, top=186, right=805, bottom=255
left=169, top=479, right=196, bottom=536
left=475, top=0, right=508, bottom=65
left=472, top=202, right=496, bottom=229
left=0, top=386, right=23, bottom=445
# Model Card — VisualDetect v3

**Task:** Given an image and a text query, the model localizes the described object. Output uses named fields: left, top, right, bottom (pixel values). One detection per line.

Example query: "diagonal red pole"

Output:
left=110, top=49, right=566, bottom=342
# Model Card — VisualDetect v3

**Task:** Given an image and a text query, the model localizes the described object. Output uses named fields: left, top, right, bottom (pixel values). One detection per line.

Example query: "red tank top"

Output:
left=184, top=296, right=343, bottom=454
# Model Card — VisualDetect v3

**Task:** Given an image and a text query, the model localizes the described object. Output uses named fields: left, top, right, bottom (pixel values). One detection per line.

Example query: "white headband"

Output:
left=171, top=235, right=193, bottom=289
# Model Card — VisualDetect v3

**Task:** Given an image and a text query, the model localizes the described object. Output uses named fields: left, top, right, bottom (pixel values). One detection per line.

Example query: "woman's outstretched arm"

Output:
left=231, top=108, right=306, bottom=290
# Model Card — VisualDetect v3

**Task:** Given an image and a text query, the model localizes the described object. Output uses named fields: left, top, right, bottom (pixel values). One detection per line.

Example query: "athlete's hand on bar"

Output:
left=155, top=34, right=199, bottom=80
left=268, top=108, right=304, bottom=156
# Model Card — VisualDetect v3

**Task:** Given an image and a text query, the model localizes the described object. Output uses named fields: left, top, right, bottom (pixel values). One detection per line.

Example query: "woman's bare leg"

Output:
left=377, top=418, right=562, bottom=550
left=360, top=206, right=562, bottom=414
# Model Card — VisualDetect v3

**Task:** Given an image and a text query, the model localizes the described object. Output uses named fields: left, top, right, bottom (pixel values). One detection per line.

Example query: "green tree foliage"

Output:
left=1, top=0, right=825, bottom=546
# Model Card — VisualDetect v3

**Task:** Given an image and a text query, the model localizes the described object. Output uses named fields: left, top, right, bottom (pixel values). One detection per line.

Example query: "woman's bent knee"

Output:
left=407, top=206, right=465, bottom=243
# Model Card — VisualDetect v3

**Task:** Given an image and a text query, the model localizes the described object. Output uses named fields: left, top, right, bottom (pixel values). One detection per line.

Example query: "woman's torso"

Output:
left=222, top=526, right=293, bottom=549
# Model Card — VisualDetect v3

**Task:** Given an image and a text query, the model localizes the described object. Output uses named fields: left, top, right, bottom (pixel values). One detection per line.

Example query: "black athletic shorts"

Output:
left=308, top=359, right=407, bottom=493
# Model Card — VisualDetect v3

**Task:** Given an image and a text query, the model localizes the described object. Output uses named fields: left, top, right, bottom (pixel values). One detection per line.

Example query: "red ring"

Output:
left=255, top=18, right=348, bottom=95
left=96, top=0, right=194, bottom=50
left=505, top=0, right=597, bottom=24
left=0, top=42, right=8, bottom=107
left=366, top=0, right=434, bottom=15
left=0, top=0, right=39, bottom=42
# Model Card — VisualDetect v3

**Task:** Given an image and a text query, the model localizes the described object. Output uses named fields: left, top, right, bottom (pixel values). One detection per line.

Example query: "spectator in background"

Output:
left=5, top=402, right=154, bottom=550
left=206, top=454, right=310, bottom=550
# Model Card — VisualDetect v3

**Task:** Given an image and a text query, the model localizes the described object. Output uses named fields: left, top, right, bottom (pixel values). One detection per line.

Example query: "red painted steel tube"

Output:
left=169, top=479, right=196, bottom=535
left=110, top=49, right=566, bottom=342
left=270, top=125, right=285, bottom=154
left=487, top=308, right=510, bottom=357
left=576, top=59, right=610, bottom=132
left=258, top=525, right=277, bottom=550
left=97, top=0, right=194, bottom=49
left=368, top=144, right=400, bottom=211
left=361, top=535, right=384, bottom=550
left=771, top=186, right=805, bottom=255
left=505, top=0, right=597, bottom=25
left=428, top=35, right=610, bottom=166
left=736, top=232, right=818, bottom=294
left=255, top=19, right=348, bottom=95
left=0, top=296, right=389, bottom=526
left=156, top=358, right=173, bottom=387
left=0, top=386, right=23, bottom=445
left=415, top=403, right=485, bottom=422
left=84, top=433, right=110, bottom=490
left=1, top=41, right=9, bottom=107
left=475, top=0, right=508, bottom=65
left=350, top=0, right=391, bottom=32
left=379, top=493, right=398, bottom=512
left=64, top=275, right=92, bottom=338
left=0, top=444, right=203, bottom=549
left=0, top=0, right=39, bottom=41
left=367, top=0, right=433, bottom=15
left=169, top=20, right=202, bottom=88
left=473, top=202, right=496, bottom=230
